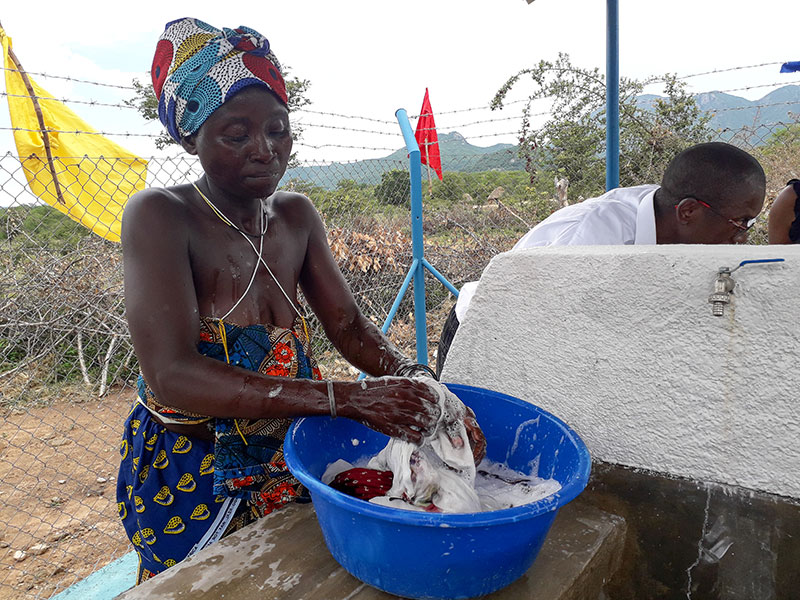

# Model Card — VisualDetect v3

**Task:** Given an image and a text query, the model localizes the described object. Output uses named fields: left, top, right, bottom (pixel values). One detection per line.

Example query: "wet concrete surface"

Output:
left=114, top=461, right=799, bottom=599
left=583, top=462, right=800, bottom=600
left=115, top=497, right=626, bottom=600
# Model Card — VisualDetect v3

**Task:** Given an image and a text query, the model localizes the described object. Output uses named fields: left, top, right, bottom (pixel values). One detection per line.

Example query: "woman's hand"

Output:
left=340, top=375, right=487, bottom=465
left=337, top=377, right=442, bottom=445
left=464, top=407, right=487, bottom=465
left=433, top=402, right=486, bottom=466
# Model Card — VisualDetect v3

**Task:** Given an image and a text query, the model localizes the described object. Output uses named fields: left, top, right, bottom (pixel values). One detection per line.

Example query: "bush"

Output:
left=375, top=169, right=411, bottom=206
left=0, top=204, right=91, bottom=250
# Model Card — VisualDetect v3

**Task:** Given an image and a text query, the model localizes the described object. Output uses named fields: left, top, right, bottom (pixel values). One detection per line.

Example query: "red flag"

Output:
left=414, top=88, right=443, bottom=181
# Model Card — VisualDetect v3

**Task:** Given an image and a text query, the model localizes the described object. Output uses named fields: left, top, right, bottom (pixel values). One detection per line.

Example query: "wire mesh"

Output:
left=1, top=84, right=800, bottom=598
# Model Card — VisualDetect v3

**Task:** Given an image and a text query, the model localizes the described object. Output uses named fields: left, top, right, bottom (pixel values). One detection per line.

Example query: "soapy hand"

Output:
left=340, top=377, right=442, bottom=444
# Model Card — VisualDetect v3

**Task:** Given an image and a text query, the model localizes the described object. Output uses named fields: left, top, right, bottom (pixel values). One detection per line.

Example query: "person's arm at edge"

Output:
left=768, top=185, right=796, bottom=244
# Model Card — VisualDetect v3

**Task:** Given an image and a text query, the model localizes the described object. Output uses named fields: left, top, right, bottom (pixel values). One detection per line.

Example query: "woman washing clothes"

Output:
left=117, top=17, right=484, bottom=584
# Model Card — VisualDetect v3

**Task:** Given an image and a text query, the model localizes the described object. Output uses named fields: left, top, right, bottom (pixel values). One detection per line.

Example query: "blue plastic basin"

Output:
left=284, top=383, right=591, bottom=599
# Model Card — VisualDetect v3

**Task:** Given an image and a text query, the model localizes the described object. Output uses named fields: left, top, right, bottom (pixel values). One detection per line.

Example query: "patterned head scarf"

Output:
left=151, top=17, right=288, bottom=142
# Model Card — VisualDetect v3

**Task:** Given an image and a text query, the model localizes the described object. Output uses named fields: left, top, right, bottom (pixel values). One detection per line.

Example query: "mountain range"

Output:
left=283, top=85, right=800, bottom=189
left=638, top=84, right=800, bottom=136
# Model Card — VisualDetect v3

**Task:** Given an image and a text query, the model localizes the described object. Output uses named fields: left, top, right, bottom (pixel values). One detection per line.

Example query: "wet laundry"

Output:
left=323, top=379, right=561, bottom=513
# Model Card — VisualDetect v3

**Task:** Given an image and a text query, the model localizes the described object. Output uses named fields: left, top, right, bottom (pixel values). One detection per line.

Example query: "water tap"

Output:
left=707, top=258, right=785, bottom=317
left=708, top=268, right=735, bottom=316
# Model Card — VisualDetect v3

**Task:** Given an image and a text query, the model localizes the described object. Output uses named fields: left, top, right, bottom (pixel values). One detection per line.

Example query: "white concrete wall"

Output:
left=441, top=245, right=800, bottom=499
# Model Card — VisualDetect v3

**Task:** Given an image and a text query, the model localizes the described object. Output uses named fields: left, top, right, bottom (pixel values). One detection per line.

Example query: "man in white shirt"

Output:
left=437, top=141, right=766, bottom=374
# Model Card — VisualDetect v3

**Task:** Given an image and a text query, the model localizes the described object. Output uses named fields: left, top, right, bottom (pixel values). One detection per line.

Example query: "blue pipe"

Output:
left=358, top=108, right=460, bottom=378
left=357, top=258, right=419, bottom=380
left=381, top=259, right=419, bottom=334
left=605, top=0, right=620, bottom=191
left=422, top=258, right=459, bottom=297
left=395, top=109, right=429, bottom=364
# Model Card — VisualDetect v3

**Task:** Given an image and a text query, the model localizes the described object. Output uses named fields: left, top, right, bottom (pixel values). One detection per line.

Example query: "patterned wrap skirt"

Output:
left=116, top=317, right=322, bottom=584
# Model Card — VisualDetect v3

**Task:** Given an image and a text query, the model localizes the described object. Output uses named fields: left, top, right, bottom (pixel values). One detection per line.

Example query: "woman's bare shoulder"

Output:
left=269, top=189, right=315, bottom=208
left=125, top=184, right=195, bottom=213
left=268, top=190, right=321, bottom=226
left=123, top=185, right=196, bottom=225
left=122, top=185, right=202, bottom=250
left=772, top=184, right=799, bottom=212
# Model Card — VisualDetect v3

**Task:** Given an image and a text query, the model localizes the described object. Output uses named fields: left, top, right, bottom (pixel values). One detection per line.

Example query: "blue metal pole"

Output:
left=380, top=259, right=419, bottom=334
left=395, top=108, right=428, bottom=364
left=358, top=258, right=419, bottom=381
left=421, top=258, right=459, bottom=297
left=606, top=0, right=620, bottom=191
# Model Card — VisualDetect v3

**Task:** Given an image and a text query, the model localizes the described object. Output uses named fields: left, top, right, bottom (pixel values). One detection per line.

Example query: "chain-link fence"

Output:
left=1, top=107, right=799, bottom=598
left=0, top=148, right=541, bottom=598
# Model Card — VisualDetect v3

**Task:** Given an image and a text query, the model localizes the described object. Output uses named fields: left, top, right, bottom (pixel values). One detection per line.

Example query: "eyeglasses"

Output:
left=688, top=197, right=757, bottom=233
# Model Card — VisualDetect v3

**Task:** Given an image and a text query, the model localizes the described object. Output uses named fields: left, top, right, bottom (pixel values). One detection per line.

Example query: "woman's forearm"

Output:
left=323, top=311, right=411, bottom=377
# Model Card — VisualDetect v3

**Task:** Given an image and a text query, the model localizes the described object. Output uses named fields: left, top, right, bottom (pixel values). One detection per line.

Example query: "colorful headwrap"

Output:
left=151, top=17, right=288, bottom=142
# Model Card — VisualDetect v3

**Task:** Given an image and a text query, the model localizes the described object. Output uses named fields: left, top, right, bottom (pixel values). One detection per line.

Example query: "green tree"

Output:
left=492, top=53, right=712, bottom=200
left=374, top=169, right=411, bottom=206
left=126, top=67, right=311, bottom=165
left=758, top=122, right=800, bottom=160
left=311, top=179, right=378, bottom=219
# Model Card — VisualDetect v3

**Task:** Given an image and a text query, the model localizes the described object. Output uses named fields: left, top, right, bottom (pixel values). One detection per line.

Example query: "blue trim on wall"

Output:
left=50, top=551, right=136, bottom=600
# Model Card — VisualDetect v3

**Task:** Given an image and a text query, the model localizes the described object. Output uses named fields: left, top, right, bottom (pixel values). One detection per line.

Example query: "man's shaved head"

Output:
left=660, top=142, right=765, bottom=207
left=652, top=142, right=766, bottom=244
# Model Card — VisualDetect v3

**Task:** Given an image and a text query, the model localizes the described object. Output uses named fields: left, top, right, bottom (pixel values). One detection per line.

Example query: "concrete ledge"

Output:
left=442, top=245, right=800, bottom=498
left=115, top=499, right=626, bottom=600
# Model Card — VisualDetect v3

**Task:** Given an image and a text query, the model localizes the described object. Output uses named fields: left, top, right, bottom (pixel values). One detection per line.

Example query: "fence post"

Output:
left=395, top=109, right=428, bottom=364
left=605, top=0, right=620, bottom=191
left=358, top=108, right=461, bottom=380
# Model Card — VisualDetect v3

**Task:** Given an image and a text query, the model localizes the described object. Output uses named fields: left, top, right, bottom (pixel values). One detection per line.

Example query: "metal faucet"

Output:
left=708, top=268, right=735, bottom=317
left=708, top=259, right=785, bottom=317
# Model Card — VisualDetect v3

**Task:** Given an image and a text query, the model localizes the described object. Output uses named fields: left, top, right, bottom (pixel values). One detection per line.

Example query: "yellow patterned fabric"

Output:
left=117, top=317, right=320, bottom=584
left=1, top=27, right=147, bottom=242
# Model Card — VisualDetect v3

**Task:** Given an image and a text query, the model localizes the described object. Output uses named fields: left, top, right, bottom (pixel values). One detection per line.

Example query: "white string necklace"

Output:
left=192, top=182, right=309, bottom=322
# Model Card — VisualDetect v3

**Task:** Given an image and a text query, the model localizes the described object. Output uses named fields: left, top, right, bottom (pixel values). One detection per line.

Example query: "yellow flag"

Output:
left=1, top=27, right=147, bottom=242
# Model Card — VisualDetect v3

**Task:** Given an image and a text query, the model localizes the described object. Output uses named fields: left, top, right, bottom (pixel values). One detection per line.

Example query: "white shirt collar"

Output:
left=634, top=188, right=658, bottom=245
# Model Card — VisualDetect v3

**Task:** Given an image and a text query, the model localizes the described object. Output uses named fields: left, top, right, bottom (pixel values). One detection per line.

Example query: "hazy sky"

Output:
left=2, top=0, right=799, bottom=162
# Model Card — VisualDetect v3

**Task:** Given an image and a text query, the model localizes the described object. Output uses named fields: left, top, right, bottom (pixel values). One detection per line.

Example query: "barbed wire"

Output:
left=294, top=108, right=396, bottom=125
left=707, top=100, right=800, bottom=114
left=419, top=110, right=551, bottom=134
left=0, top=150, right=159, bottom=161
left=0, top=126, right=159, bottom=138
left=446, top=131, right=520, bottom=141
left=290, top=157, right=410, bottom=169
left=301, top=121, right=398, bottom=136
left=303, top=109, right=537, bottom=136
left=675, top=61, right=785, bottom=80
left=3, top=64, right=798, bottom=153
left=0, top=91, right=137, bottom=110
left=1, top=116, right=526, bottom=142
left=2, top=61, right=797, bottom=127
left=0, top=66, right=136, bottom=90
left=293, top=142, right=397, bottom=151
left=708, top=79, right=800, bottom=95
left=409, top=98, right=530, bottom=120
left=715, top=120, right=799, bottom=131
